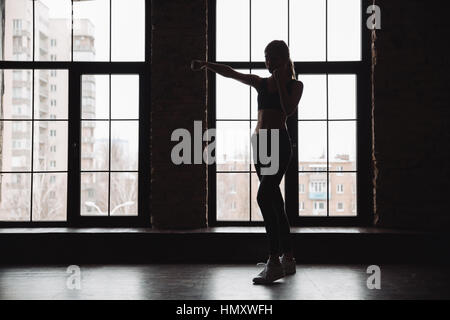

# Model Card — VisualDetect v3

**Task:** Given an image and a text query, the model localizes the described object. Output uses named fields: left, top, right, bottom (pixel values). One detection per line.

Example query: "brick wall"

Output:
left=150, top=0, right=208, bottom=228
left=373, top=0, right=450, bottom=230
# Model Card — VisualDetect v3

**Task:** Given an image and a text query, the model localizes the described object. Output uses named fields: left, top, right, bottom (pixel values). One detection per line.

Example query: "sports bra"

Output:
left=257, top=78, right=295, bottom=111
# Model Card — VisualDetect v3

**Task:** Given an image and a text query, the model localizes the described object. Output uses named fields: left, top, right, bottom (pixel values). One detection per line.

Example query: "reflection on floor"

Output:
left=1, top=264, right=449, bottom=300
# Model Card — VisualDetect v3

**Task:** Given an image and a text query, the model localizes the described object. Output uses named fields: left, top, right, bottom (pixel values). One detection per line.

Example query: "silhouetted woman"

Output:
left=191, top=40, right=304, bottom=284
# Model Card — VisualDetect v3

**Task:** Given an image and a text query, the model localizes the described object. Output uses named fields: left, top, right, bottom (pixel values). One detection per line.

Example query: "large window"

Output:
left=210, top=0, right=372, bottom=226
left=0, top=0, right=149, bottom=226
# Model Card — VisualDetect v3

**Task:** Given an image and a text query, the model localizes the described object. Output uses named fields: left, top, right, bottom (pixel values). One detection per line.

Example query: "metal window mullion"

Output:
left=108, top=0, right=112, bottom=216
left=32, top=0, right=35, bottom=62
left=30, top=0, right=35, bottom=221
left=326, top=0, right=329, bottom=217
left=249, top=0, right=251, bottom=64
left=71, top=0, right=73, bottom=62
left=0, top=170, right=69, bottom=174
left=326, top=0, right=328, bottom=62
left=326, top=76, right=329, bottom=217
left=110, top=0, right=112, bottom=62
left=248, top=0, right=252, bottom=222
left=107, top=74, right=111, bottom=216
left=248, top=121, right=252, bottom=222
left=29, top=71, right=35, bottom=221
left=287, top=0, right=290, bottom=47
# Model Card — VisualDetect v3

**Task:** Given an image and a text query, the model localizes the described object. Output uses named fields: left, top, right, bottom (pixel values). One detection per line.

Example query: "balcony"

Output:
left=309, top=172, right=327, bottom=181
left=73, top=19, right=95, bottom=38
left=37, top=103, right=49, bottom=113
left=74, top=45, right=96, bottom=53
left=13, top=79, right=32, bottom=89
left=39, top=71, right=49, bottom=83
left=82, top=136, right=95, bottom=144
left=82, top=152, right=95, bottom=159
left=38, top=122, right=48, bottom=129
left=39, top=89, right=49, bottom=99
left=82, top=122, right=96, bottom=128
left=13, top=28, right=31, bottom=37
left=82, top=89, right=96, bottom=99
left=309, top=192, right=328, bottom=200
left=13, top=45, right=31, bottom=55
left=82, top=104, right=96, bottom=115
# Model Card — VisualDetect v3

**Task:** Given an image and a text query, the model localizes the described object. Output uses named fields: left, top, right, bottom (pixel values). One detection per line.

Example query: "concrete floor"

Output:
left=1, top=264, right=449, bottom=300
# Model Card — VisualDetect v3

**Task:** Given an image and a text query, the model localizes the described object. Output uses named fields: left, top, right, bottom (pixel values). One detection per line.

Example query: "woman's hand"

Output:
left=191, top=59, right=207, bottom=71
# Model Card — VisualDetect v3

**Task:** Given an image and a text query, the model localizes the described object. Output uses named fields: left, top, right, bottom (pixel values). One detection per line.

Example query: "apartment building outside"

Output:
left=0, top=0, right=95, bottom=221
left=217, top=151, right=357, bottom=221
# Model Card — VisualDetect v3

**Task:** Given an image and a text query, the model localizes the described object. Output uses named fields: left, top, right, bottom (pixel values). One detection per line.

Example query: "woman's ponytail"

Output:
left=288, top=58, right=295, bottom=80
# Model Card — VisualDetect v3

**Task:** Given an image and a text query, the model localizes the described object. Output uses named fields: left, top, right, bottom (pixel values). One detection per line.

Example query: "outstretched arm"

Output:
left=191, top=60, right=261, bottom=89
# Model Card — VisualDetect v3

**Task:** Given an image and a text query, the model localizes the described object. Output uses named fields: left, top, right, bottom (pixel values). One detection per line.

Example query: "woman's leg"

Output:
left=257, top=174, right=284, bottom=256
left=271, top=184, right=293, bottom=255
left=252, top=132, right=279, bottom=256
left=253, top=129, right=293, bottom=257
left=272, top=128, right=294, bottom=255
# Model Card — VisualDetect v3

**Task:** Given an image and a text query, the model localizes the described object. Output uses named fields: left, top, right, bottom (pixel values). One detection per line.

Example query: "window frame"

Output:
left=208, top=0, right=373, bottom=227
left=0, top=0, right=151, bottom=227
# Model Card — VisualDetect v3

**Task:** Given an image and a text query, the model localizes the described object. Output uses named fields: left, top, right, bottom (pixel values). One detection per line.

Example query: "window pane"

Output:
left=290, top=0, right=326, bottom=62
left=299, top=172, right=328, bottom=216
left=111, top=0, right=145, bottom=61
left=216, top=0, right=249, bottom=61
left=73, top=0, right=110, bottom=61
left=82, top=75, right=109, bottom=119
left=111, top=75, right=139, bottom=119
left=110, top=172, right=138, bottom=216
left=0, top=173, right=31, bottom=221
left=1, top=69, right=32, bottom=119
left=2, top=0, right=33, bottom=61
left=80, top=172, right=109, bottom=216
left=110, top=121, right=139, bottom=171
left=32, top=172, right=67, bottom=221
left=329, top=121, right=356, bottom=171
left=35, top=69, right=68, bottom=119
left=328, top=74, right=356, bottom=119
left=33, top=121, right=68, bottom=171
left=0, top=120, right=32, bottom=171
left=297, top=74, right=326, bottom=120
left=35, top=0, right=71, bottom=61
left=329, top=172, right=357, bottom=216
left=298, top=121, right=327, bottom=167
left=216, top=121, right=251, bottom=172
left=216, top=70, right=250, bottom=120
left=250, top=69, right=270, bottom=120
left=81, top=120, right=109, bottom=171
left=217, top=172, right=249, bottom=221
left=327, top=0, right=361, bottom=61
left=251, top=0, right=288, bottom=62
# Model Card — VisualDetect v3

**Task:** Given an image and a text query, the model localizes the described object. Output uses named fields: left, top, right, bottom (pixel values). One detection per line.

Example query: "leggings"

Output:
left=251, top=127, right=294, bottom=256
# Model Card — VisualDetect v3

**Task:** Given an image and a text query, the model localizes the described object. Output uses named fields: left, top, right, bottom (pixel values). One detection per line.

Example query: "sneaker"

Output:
left=252, top=258, right=285, bottom=284
left=280, top=255, right=296, bottom=275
